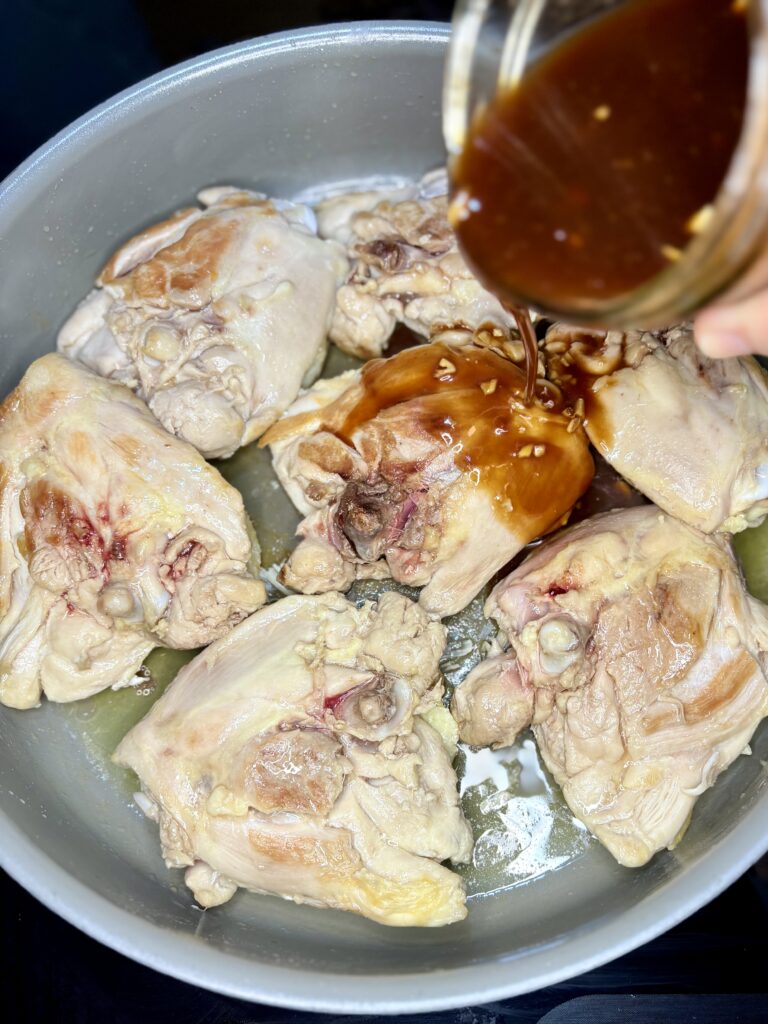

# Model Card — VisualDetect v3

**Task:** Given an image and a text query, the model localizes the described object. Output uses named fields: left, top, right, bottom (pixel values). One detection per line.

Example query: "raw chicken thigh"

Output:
left=58, top=187, right=348, bottom=459
left=452, top=506, right=768, bottom=867
left=544, top=322, right=768, bottom=533
left=262, top=341, right=594, bottom=617
left=316, top=171, right=520, bottom=358
left=115, top=590, right=472, bottom=926
left=0, top=355, right=265, bottom=710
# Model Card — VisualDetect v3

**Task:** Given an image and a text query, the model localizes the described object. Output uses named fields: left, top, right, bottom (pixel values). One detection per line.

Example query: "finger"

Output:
left=694, top=292, right=768, bottom=358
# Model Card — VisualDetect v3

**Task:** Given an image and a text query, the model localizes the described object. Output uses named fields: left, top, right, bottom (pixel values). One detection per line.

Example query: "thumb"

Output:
left=695, top=292, right=768, bottom=358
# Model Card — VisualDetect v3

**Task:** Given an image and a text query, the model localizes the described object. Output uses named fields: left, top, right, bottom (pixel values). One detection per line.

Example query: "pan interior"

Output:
left=1, top=22, right=767, bottom=1006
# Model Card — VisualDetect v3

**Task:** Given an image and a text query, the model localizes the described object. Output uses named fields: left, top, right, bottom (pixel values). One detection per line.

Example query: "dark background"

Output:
left=0, top=0, right=453, bottom=181
left=2, top=2, right=768, bottom=1022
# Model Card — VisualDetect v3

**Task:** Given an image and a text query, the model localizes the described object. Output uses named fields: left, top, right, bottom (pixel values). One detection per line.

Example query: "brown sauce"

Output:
left=492, top=451, right=648, bottom=581
left=508, top=303, right=538, bottom=404
left=386, top=323, right=424, bottom=356
left=451, top=0, right=749, bottom=309
left=333, top=342, right=594, bottom=532
left=541, top=325, right=627, bottom=445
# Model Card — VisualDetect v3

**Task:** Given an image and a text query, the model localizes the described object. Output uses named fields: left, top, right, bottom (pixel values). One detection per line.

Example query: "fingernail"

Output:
left=695, top=329, right=752, bottom=358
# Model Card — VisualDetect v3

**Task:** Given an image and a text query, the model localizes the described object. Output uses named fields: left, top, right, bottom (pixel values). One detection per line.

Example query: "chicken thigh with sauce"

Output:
left=544, top=322, right=768, bottom=533
left=452, top=506, right=768, bottom=867
left=261, top=341, right=594, bottom=617
left=316, top=171, right=521, bottom=359
left=58, top=187, right=348, bottom=459
left=0, top=355, right=265, bottom=710
left=115, top=590, right=472, bottom=927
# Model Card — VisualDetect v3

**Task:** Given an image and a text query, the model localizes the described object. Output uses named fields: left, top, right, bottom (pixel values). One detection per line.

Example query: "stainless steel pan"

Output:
left=1, top=21, right=767, bottom=1015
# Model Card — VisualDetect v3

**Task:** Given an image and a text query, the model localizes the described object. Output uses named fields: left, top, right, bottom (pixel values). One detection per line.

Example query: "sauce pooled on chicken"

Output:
left=335, top=342, right=592, bottom=532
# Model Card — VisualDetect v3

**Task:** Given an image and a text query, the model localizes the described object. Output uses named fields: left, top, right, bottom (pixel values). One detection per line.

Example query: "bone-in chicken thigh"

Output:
left=544, top=322, right=768, bottom=533
left=115, top=591, right=472, bottom=926
left=262, top=341, right=594, bottom=617
left=0, top=355, right=265, bottom=710
left=316, top=171, right=520, bottom=358
left=58, top=188, right=348, bottom=458
left=452, top=507, right=768, bottom=867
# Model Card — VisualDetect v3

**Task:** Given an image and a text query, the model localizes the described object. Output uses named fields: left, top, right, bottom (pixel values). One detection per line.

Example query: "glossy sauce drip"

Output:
left=508, top=304, right=538, bottom=404
left=452, top=0, right=749, bottom=309
left=336, top=343, right=594, bottom=530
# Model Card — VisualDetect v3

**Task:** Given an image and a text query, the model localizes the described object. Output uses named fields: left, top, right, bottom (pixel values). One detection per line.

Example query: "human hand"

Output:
left=695, top=291, right=768, bottom=359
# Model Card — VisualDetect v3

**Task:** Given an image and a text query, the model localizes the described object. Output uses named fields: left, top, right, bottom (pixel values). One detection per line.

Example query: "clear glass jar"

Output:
left=443, top=0, right=768, bottom=328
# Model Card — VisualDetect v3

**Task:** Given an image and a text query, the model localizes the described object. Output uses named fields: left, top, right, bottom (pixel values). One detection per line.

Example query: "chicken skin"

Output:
left=58, top=187, right=348, bottom=458
left=544, top=323, right=768, bottom=533
left=0, top=355, right=265, bottom=709
left=452, top=506, right=768, bottom=867
left=316, top=171, right=520, bottom=359
left=262, top=341, right=594, bottom=617
left=115, top=591, right=472, bottom=927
